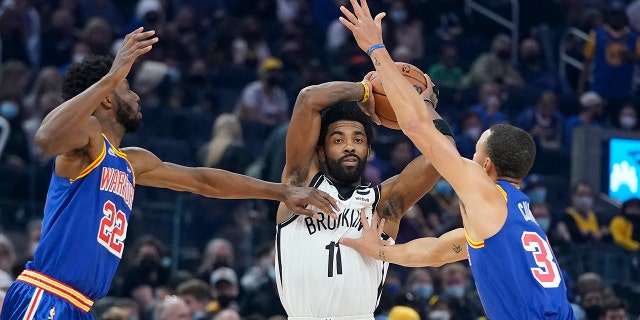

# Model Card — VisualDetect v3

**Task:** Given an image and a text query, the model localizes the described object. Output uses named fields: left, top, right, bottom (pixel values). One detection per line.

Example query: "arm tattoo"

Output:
left=378, top=249, right=387, bottom=261
left=373, top=58, right=381, bottom=66
left=452, top=244, right=462, bottom=254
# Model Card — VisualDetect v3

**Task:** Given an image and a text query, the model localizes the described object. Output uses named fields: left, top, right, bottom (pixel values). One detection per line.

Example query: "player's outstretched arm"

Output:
left=339, top=0, right=497, bottom=207
left=284, top=81, right=369, bottom=186
left=35, top=28, right=158, bottom=156
left=125, top=147, right=338, bottom=219
left=339, top=210, right=467, bottom=267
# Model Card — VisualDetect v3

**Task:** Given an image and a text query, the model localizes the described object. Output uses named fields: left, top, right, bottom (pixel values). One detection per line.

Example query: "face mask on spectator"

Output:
left=445, top=285, right=465, bottom=298
left=390, top=10, right=407, bottom=22
left=574, top=196, right=594, bottom=211
left=528, top=188, right=547, bottom=203
left=464, top=127, right=482, bottom=140
left=412, top=284, right=433, bottom=299
left=620, top=116, right=636, bottom=129
left=536, top=217, right=551, bottom=232
left=429, top=310, right=451, bottom=320
left=434, top=180, right=453, bottom=196
left=0, top=102, right=19, bottom=120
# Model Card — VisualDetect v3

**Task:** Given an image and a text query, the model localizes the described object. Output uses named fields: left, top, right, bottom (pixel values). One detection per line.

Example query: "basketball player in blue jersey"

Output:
left=274, top=58, right=455, bottom=319
left=338, top=1, right=575, bottom=318
left=0, top=28, right=338, bottom=320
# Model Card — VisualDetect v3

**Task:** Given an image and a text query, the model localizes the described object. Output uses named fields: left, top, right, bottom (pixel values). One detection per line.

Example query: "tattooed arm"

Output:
left=340, top=211, right=467, bottom=267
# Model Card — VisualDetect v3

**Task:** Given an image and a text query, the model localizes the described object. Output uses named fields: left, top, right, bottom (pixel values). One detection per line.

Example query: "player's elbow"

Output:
left=296, top=86, right=323, bottom=111
left=34, top=129, right=57, bottom=155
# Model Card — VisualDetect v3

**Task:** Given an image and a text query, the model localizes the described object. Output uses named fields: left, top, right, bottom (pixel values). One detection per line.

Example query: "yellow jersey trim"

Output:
left=102, top=134, right=136, bottom=185
left=70, top=140, right=106, bottom=183
left=18, top=270, right=94, bottom=312
left=464, top=228, right=484, bottom=249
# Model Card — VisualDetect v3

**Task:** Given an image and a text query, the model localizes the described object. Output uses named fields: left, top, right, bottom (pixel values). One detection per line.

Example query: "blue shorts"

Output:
left=1, top=271, right=95, bottom=320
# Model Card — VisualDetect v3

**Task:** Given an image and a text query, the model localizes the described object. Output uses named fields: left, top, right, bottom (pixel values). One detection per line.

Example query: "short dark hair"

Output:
left=602, top=298, right=627, bottom=315
left=485, top=123, right=535, bottom=181
left=62, top=55, right=113, bottom=101
left=176, top=279, right=213, bottom=301
left=605, top=8, right=629, bottom=31
left=318, top=102, right=374, bottom=146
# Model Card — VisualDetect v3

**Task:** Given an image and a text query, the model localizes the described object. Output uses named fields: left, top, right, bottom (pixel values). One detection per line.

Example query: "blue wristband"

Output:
left=366, top=44, right=386, bottom=56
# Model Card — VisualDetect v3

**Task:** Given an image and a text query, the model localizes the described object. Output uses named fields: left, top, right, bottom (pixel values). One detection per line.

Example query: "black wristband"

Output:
left=433, top=119, right=454, bottom=138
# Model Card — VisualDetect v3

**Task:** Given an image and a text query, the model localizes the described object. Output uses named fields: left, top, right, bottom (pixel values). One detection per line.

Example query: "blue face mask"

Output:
left=412, top=284, right=433, bottom=299
left=434, top=180, right=453, bottom=196
left=385, top=284, right=401, bottom=296
left=528, top=188, right=547, bottom=203
left=0, top=101, right=19, bottom=120
left=390, top=10, right=407, bottom=22
left=445, top=285, right=465, bottom=298
left=536, top=217, right=551, bottom=232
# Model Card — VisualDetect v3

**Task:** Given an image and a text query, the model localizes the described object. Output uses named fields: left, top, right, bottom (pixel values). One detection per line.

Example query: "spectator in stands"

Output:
left=468, top=81, right=508, bottom=130
left=239, top=242, right=285, bottom=318
left=236, top=57, right=289, bottom=158
left=613, top=103, right=639, bottom=131
left=418, top=178, right=459, bottom=237
left=398, top=268, right=434, bottom=319
left=516, top=38, right=573, bottom=97
left=454, top=110, right=483, bottom=159
left=438, top=263, right=485, bottom=319
left=214, top=308, right=241, bottom=320
left=600, top=298, right=629, bottom=320
left=579, top=8, right=640, bottom=125
left=199, top=113, right=248, bottom=173
left=0, top=233, right=15, bottom=285
left=0, top=6, right=33, bottom=67
left=0, top=60, right=31, bottom=169
left=383, top=0, right=424, bottom=63
left=381, top=137, right=415, bottom=180
left=99, top=306, right=129, bottom=320
left=571, top=272, right=607, bottom=320
left=515, top=91, right=565, bottom=152
left=428, top=42, right=463, bottom=90
left=79, top=0, right=125, bottom=36
left=209, top=267, right=240, bottom=311
left=177, top=278, right=216, bottom=320
left=559, top=181, right=608, bottom=243
left=111, top=298, right=142, bottom=320
left=231, top=16, right=272, bottom=68
left=197, top=238, right=235, bottom=282
left=121, top=235, right=171, bottom=316
left=80, top=17, right=113, bottom=56
left=609, top=197, right=640, bottom=252
left=563, top=91, right=604, bottom=152
left=40, top=8, right=77, bottom=68
left=155, top=295, right=191, bottom=320
left=462, top=34, right=523, bottom=89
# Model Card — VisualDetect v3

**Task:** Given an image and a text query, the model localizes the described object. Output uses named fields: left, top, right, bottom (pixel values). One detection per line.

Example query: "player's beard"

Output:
left=325, top=153, right=366, bottom=184
left=114, top=93, right=142, bottom=133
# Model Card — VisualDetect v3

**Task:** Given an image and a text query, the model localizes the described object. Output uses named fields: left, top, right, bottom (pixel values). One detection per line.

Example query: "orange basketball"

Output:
left=369, top=62, right=428, bottom=130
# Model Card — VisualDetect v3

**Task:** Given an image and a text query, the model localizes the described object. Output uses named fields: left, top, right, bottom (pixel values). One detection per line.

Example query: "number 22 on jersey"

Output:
left=521, top=231, right=561, bottom=288
left=97, top=200, right=128, bottom=258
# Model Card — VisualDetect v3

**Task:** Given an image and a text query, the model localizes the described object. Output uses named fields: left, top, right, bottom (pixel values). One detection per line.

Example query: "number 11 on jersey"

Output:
left=326, top=241, right=343, bottom=277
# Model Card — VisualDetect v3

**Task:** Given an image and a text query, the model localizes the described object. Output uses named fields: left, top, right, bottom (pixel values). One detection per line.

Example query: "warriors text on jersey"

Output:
left=275, top=173, right=390, bottom=319
left=466, top=180, right=574, bottom=319
left=2, top=134, right=135, bottom=319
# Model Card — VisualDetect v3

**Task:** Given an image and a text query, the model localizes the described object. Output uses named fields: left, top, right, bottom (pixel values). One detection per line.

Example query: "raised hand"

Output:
left=282, top=186, right=339, bottom=220
left=420, top=74, right=439, bottom=108
left=357, top=71, right=381, bottom=125
left=338, top=0, right=386, bottom=53
left=108, top=27, right=158, bottom=82
left=339, top=209, right=390, bottom=259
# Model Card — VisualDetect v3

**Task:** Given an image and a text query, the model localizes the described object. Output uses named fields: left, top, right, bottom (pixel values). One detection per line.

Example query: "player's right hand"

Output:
left=108, top=27, right=158, bottom=82
left=339, top=209, right=390, bottom=259
left=282, top=186, right=340, bottom=220
left=420, top=73, right=439, bottom=108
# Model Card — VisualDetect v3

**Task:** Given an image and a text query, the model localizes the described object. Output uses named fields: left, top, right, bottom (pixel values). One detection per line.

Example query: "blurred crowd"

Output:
left=1, top=0, right=640, bottom=319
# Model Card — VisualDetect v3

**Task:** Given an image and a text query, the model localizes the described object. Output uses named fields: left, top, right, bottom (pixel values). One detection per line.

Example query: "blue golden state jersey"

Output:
left=465, top=180, right=574, bottom=319
left=27, top=134, right=135, bottom=300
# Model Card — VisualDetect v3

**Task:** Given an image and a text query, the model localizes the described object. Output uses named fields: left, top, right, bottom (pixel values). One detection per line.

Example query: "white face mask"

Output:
left=620, top=115, right=636, bottom=129
left=429, top=310, right=451, bottom=320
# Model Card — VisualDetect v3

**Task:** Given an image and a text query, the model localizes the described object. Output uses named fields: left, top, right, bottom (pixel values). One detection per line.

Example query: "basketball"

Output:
left=369, top=62, right=428, bottom=130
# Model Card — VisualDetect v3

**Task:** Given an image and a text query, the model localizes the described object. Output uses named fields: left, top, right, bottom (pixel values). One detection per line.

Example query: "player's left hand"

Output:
left=358, top=72, right=382, bottom=125
left=420, top=74, right=439, bottom=108
left=339, top=209, right=391, bottom=259
left=282, top=186, right=339, bottom=220
left=338, top=0, right=385, bottom=53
